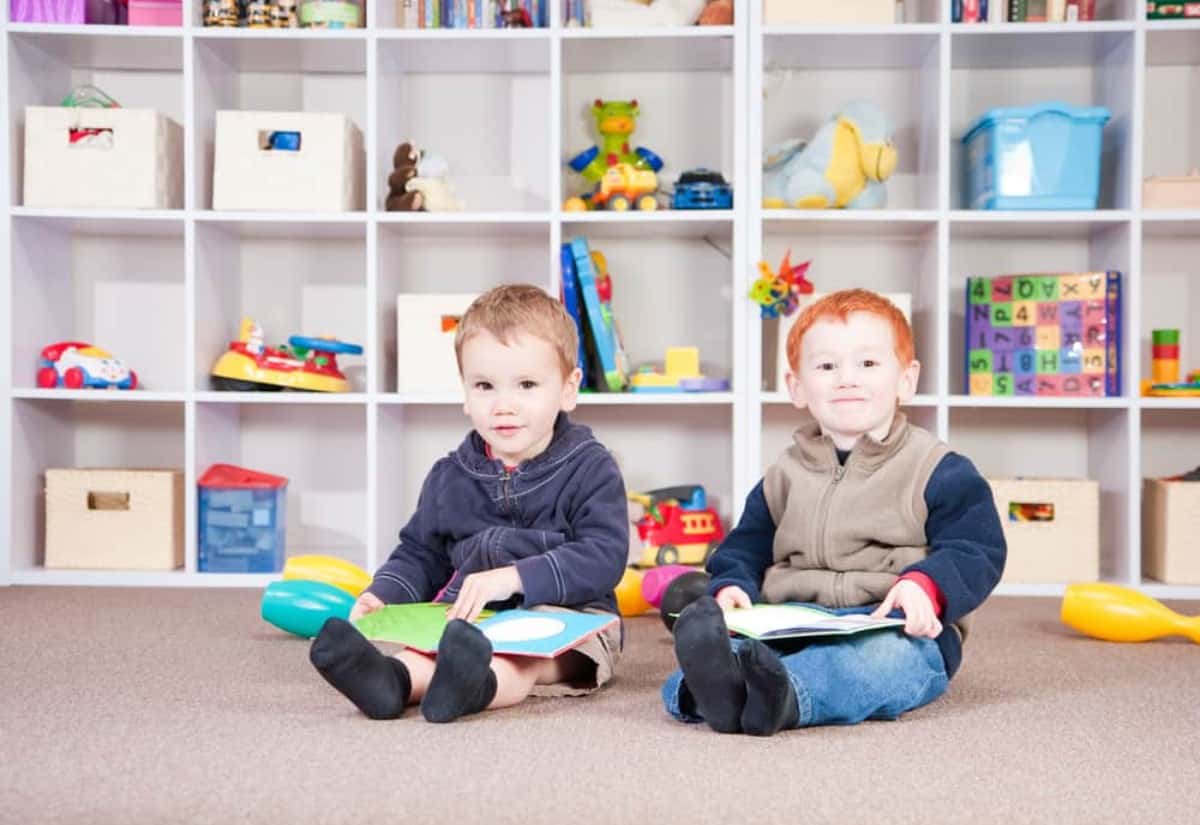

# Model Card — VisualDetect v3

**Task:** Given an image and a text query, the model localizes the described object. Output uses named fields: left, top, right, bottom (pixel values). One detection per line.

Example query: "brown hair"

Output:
left=454, top=284, right=579, bottom=378
left=786, top=289, right=915, bottom=372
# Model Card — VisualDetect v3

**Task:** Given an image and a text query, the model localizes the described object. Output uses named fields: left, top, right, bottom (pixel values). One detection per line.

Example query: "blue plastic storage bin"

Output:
left=198, top=464, right=288, bottom=573
left=962, top=102, right=1110, bottom=210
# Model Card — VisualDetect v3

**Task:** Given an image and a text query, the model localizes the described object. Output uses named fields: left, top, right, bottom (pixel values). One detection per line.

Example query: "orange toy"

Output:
left=1061, top=582, right=1200, bottom=643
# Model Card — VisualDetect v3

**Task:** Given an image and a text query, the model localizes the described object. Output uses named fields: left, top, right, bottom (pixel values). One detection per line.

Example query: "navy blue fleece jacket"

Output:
left=366, top=413, right=629, bottom=615
left=706, top=452, right=1006, bottom=679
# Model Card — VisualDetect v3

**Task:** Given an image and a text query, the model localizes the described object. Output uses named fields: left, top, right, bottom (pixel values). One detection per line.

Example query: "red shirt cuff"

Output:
left=898, top=571, right=944, bottom=617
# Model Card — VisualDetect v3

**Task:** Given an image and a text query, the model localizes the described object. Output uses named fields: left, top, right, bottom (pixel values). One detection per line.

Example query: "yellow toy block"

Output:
left=1036, top=326, right=1061, bottom=350
left=1012, top=301, right=1037, bottom=326
left=969, top=373, right=993, bottom=395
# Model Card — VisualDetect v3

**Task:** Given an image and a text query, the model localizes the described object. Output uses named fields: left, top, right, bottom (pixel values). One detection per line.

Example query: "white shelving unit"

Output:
left=2, top=5, right=1198, bottom=600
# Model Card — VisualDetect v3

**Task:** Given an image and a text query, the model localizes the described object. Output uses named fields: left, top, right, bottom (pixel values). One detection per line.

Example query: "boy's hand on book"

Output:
left=448, top=566, right=523, bottom=623
left=715, top=586, right=752, bottom=610
left=870, top=580, right=942, bottom=639
left=349, top=591, right=385, bottom=622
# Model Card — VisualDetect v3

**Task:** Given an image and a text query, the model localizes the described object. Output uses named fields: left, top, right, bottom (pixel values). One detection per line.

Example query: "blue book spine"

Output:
left=1107, top=270, right=1122, bottom=396
left=559, top=242, right=588, bottom=388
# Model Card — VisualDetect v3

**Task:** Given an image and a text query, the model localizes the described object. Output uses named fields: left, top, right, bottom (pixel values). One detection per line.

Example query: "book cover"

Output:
left=559, top=242, right=588, bottom=388
left=965, top=272, right=1123, bottom=397
left=570, top=237, right=625, bottom=391
left=722, top=604, right=905, bottom=641
left=354, top=603, right=619, bottom=659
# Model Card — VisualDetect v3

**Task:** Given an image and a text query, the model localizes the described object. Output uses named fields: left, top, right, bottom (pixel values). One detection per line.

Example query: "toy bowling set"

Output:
left=962, top=102, right=1110, bottom=210
left=23, top=106, right=183, bottom=209
left=965, top=272, right=1121, bottom=397
left=44, top=469, right=184, bottom=570
left=988, top=477, right=1099, bottom=584
left=212, top=111, right=364, bottom=212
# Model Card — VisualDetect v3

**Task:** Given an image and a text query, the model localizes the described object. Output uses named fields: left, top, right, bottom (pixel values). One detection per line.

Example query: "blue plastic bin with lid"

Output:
left=198, top=463, right=288, bottom=573
left=962, top=102, right=1111, bottom=210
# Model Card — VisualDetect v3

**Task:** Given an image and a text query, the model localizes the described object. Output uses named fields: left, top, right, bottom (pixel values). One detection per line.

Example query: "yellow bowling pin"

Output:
left=282, top=554, right=371, bottom=597
left=1061, top=582, right=1200, bottom=644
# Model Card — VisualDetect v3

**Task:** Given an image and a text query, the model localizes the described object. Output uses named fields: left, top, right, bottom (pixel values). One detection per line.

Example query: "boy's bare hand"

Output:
left=448, top=566, right=523, bottom=623
left=349, top=591, right=385, bottom=622
left=871, top=579, right=942, bottom=638
left=715, top=585, right=752, bottom=610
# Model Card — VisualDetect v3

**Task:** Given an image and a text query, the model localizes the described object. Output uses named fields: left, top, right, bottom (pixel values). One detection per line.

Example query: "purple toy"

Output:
left=10, top=0, right=85, bottom=22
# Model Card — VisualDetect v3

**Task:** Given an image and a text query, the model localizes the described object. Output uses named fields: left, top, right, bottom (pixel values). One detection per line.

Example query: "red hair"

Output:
left=786, top=289, right=915, bottom=372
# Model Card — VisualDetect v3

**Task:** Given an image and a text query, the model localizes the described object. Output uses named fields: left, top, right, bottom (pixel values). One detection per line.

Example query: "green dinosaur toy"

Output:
left=565, top=99, right=664, bottom=211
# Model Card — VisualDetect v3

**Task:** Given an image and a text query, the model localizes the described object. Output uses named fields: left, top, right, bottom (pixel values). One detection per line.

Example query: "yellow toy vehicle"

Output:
left=210, top=318, right=361, bottom=393
left=564, top=163, right=658, bottom=212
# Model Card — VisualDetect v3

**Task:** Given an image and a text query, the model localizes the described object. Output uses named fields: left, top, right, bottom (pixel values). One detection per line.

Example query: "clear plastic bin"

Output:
left=962, top=101, right=1110, bottom=210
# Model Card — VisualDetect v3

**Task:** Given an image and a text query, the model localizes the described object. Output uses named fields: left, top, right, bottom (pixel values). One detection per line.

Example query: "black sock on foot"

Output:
left=421, top=619, right=498, bottom=723
left=738, top=639, right=800, bottom=736
left=672, top=595, right=745, bottom=733
left=310, top=618, right=411, bottom=720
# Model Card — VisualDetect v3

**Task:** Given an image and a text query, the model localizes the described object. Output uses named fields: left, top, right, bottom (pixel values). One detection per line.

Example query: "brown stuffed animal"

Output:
left=386, top=141, right=423, bottom=211
left=697, top=0, right=732, bottom=24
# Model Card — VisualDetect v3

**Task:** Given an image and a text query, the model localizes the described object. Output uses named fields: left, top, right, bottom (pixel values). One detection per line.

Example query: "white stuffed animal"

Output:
left=405, top=153, right=464, bottom=212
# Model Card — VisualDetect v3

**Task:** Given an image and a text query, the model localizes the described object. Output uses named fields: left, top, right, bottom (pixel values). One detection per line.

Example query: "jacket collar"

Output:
left=454, top=412, right=595, bottom=479
left=791, top=409, right=910, bottom=474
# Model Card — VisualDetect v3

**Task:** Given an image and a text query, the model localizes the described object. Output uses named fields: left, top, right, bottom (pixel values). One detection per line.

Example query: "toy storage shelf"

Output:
left=4, top=14, right=1200, bottom=601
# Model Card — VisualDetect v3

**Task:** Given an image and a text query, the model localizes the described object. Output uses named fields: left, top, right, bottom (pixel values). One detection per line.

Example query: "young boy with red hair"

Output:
left=662, top=289, right=1007, bottom=735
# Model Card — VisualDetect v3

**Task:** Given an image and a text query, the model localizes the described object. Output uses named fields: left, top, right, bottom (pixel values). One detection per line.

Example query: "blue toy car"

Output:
left=672, top=169, right=733, bottom=210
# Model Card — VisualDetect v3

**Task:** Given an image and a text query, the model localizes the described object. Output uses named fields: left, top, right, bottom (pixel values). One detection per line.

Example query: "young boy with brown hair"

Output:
left=310, top=284, right=629, bottom=723
left=663, top=288, right=1007, bottom=735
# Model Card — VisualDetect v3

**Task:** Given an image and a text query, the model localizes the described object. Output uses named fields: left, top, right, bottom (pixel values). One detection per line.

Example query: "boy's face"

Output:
left=460, top=330, right=582, bottom=468
left=785, top=311, right=919, bottom=450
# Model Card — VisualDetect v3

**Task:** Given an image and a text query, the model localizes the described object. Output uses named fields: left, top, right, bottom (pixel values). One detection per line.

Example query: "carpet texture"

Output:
left=1, top=587, right=1198, bottom=824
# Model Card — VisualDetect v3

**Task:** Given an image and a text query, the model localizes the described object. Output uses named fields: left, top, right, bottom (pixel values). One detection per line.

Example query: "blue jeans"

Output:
left=661, top=605, right=949, bottom=729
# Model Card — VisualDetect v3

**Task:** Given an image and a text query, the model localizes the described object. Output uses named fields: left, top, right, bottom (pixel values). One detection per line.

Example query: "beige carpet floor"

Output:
left=1, top=587, right=1198, bottom=824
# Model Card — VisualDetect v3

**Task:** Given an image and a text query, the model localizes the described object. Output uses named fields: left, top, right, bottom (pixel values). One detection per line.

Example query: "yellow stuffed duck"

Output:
left=762, top=101, right=897, bottom=209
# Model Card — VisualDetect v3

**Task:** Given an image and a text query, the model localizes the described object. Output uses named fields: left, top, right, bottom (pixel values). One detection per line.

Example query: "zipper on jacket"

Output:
left=813, top=463, right=846, bottom=572
left=500, top=468, right=513, bottom=515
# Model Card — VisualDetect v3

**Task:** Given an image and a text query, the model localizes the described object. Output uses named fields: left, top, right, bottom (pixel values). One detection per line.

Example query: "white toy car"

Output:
left=37, top=341, right=138, bottom=390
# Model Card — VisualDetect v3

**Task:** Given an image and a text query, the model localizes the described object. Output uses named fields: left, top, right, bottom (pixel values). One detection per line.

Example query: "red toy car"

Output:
left=630, top=485, right=726, bottom=567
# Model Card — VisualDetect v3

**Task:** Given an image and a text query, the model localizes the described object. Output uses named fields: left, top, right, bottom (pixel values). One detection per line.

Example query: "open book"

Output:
left=353, top=603, right=618, bottom=659
left=722, top=604, right=904, bottom=641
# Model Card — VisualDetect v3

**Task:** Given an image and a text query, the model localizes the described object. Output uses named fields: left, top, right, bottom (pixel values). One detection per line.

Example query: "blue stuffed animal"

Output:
left=762, top=101, right=898, bottom=209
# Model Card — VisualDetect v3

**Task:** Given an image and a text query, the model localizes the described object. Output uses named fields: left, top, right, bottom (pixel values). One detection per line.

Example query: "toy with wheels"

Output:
left=628, top=485, right=725, bottom=567
left=261, top=578, right=356, bottom=638
left=659, top=570, right=712, bottom=631
left=564, top=99, right=664, bottom=212
left=1061, top=582, right=1200, bottom=644
left=762, top=101, right=897, bottom=210
left=37, top=341, right=138, bottom=390
left=282, top=554, right=370, bottom=597
left=640, top=564, right=698, bottom=609
left=210, top=317, right=362, bottom=392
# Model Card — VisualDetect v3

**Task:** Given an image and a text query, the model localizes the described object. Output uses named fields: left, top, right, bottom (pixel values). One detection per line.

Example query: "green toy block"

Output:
left=993, top=373, right=1014, bottom=396
left=1036, top=349, right=1060, bottom=374
left=1014, top=277, right=1039, bottom=302
left=968, top=277, right=990, bottom=305
left=991, top=303, right=1013, bottom=327
left=969, top=349, right=993, bottom=374
left=1037, top=276, right=1060, bottom=301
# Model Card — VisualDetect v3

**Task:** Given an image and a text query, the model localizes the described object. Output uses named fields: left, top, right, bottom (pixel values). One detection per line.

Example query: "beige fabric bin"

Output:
left=23, top=106, right=183, bottom=209
left=764, top=0, right=898, bottom=24
left=987, top=478, right=1099, bottom=584
left=212, top=111, right=364, bottom=212
left=1142, top=478, right=1200, bottom=585
left=45, top=469, right=184, bottom=570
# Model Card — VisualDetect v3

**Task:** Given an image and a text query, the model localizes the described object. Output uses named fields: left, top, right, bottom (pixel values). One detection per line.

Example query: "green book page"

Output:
left=722, top=604, right=904, bottom=640
left=352, top=603, right=495, bottom=649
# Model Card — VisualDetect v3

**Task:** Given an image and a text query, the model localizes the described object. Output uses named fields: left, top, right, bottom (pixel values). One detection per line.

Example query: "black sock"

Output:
left=738, top=640, right=800, bottom=736
left=309, top=618, right=411, bottom=720
left=421, top=619, right=498, bottom=723
left=672, top=595, right=745, bottom=733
